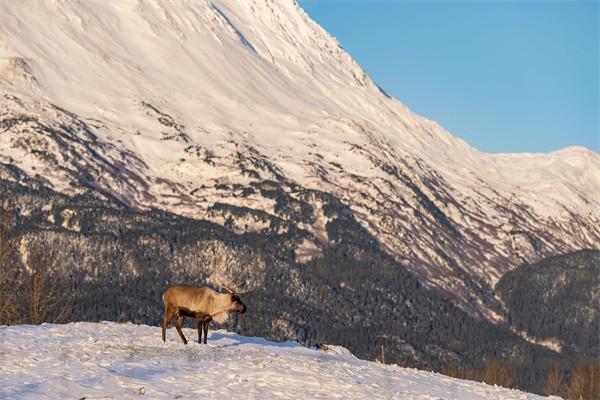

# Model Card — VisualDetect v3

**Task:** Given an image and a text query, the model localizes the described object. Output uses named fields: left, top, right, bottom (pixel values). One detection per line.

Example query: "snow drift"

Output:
left=0, top=322, right=556, bottom=399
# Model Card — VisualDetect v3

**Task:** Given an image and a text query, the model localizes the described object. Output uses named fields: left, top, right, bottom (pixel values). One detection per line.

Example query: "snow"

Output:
left=511, top=327, right=563, bottom=353
left=0, top=0, right=597, bottom=218
left=0, top=322, right=553, bottom=400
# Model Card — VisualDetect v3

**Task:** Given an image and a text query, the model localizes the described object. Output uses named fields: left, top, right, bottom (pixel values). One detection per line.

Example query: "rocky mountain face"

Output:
left=0, top=0, right=598, bottom=394
left=0, top=0, right=598, bottom=321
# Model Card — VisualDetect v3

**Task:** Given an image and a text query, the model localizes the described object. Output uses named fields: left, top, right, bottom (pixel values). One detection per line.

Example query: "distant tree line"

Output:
left=440, top=357, right=599, bottom=399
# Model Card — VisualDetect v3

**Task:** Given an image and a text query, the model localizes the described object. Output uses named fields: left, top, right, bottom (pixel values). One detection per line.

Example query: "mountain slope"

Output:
left=0, top=322, right=554, bottom=400
left=0, top=0, right=598, bottom=317
left=2, top=178, right=563, bottom=378
left=496, top=250, right=600, bottom=355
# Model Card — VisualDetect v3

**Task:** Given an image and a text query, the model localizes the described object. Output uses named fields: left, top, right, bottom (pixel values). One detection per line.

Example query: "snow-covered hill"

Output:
left=0, top=0, right=598, bottom=318
left=0, top=322, right=554, bottom=399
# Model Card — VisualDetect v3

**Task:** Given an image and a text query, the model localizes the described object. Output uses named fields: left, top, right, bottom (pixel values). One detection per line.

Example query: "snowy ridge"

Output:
left=0, top=322, right=554, bottom=399
left=0, top=0, right=598, bottom=316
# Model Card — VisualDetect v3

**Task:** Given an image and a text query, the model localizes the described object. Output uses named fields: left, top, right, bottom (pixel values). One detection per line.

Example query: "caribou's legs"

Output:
left=161, top=306, right=177, bottom=342
left=203, top=321, right=209, bottom=344
left=175, top=315, right=187, bottom=345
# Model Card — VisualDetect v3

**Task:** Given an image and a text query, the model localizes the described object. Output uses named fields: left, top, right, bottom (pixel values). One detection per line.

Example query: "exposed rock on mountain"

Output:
left=1, top=1, right=598, bottom=318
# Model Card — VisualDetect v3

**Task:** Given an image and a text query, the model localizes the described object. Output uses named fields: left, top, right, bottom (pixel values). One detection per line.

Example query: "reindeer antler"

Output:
left=214, top=276, right=253, bottom=295
left=219, top=285, right=254, bottom=295
left=219, top=285, right=234, bottom=294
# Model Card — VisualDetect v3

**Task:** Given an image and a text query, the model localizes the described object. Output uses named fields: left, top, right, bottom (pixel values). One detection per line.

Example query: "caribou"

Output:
left=161, top=284, right=248, bottom=344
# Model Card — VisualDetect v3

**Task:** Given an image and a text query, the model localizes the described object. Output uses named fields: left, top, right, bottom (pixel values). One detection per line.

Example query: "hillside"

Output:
left=0, top=179, right=563, bottom=386
left=0, top=322, right=554, bottom=400
left=0, top=0, right=598, bottom=396
left=0, top=0, right=598, bottom=320
left=497, top=250, right=600, bottom=356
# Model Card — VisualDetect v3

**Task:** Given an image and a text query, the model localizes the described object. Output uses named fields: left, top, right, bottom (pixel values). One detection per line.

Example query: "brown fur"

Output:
left=161, top=285, right=246, bottom=344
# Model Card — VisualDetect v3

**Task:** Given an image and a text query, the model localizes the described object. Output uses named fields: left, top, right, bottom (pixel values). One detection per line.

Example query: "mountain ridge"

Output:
left=0, top=0, right=598, bottom=319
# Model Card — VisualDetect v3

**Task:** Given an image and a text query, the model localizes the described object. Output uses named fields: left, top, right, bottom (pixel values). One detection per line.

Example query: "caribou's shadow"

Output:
left=210, top=331, right=302, bottom=350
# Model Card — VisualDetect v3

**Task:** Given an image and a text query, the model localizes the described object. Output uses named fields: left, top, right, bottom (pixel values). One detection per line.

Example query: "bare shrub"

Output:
left=482, top=358, right=514, bottom=389
left=544, top=361, right=566, bottom=397
left=0, top=193, right=72, bottom=325
left=440, top=363, right=482, bottom=383
left=567, top=358, right=600, bottom=400
left=22, top=243, right=72, bottom=325
left=0, top=194, right=21, bottom=324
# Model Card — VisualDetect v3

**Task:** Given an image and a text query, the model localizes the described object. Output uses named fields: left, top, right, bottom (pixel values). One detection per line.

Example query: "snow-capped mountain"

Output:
left=0, top=0, right=598, bottom=318
left=0, top=322, right=554, bottom=399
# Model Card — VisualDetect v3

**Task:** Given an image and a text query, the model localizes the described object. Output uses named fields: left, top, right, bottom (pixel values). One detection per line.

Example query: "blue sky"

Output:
left=299, top=1, right=599, bottom=153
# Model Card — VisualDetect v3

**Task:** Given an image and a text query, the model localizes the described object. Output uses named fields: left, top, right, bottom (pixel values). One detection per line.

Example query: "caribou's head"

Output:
left=220, top=285, right=249, bottom=314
